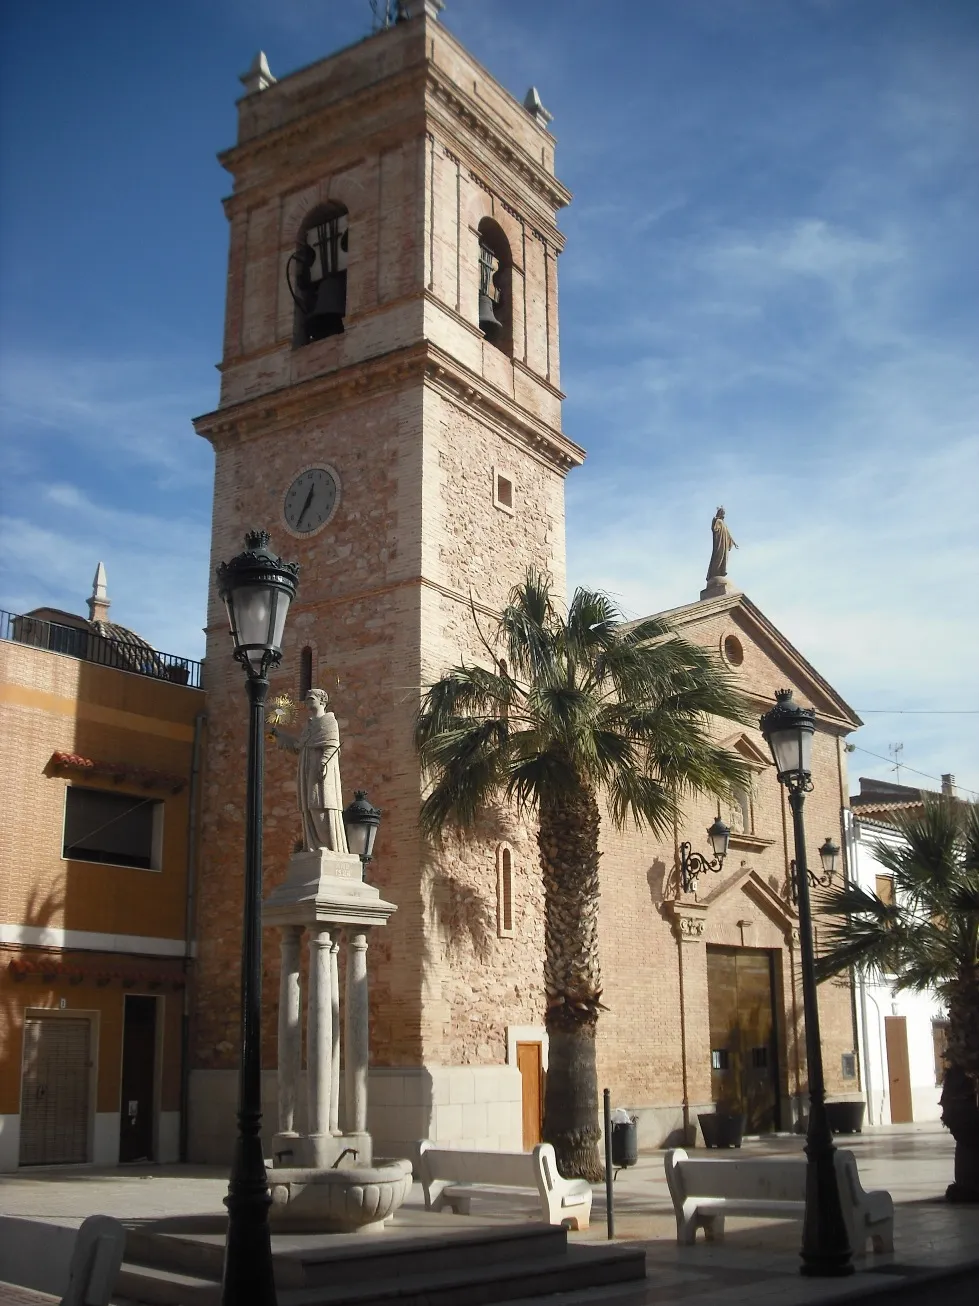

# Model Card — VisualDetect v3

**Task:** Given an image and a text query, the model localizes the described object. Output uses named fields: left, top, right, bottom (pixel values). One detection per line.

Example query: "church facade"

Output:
left=189, top=8, right=862, bottom=1161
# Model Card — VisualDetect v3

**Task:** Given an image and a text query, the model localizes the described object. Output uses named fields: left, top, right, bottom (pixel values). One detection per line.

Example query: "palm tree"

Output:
left=414, top=569, right=753, bottom=1179
left=816, top=798, right=979, bottom=1202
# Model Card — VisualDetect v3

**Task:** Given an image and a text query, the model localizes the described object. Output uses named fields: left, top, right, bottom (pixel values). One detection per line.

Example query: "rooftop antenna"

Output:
left=888, top=742, right=904, bottom=785
left=371, top=1, right=408, bottom=29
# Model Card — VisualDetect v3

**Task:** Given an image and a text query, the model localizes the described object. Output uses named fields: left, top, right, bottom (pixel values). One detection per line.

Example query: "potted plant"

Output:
left=817, top=798, right=979, bottom=1202
left=698, top=1100, right=746, bottom=1148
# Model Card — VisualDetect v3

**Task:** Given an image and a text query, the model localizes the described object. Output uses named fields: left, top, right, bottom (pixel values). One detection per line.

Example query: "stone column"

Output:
left=344, top=930, right=370, bottom=1135
left=307, top=925, right=333, bottom=1140
left=329, top=937, right=341, bottom=1133
left=277, top=925, right=303, bottom=1136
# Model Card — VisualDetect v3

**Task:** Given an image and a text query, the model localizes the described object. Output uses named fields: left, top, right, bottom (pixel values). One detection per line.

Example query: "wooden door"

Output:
left=516, top=1041, right=543, bottom=1150
left=20, top=1016, right=91, bottom=1165
left=119, top=996, right=157, bottom=1162
left=885, top=1015, right=913, bottom=1123
left=707, top=947, right=780, bottom=1133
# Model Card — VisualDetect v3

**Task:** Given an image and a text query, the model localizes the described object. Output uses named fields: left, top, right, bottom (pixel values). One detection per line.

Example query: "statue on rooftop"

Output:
left=272, top=689, right=349, bottom=853
left=707, top=507, right=738, bottom=582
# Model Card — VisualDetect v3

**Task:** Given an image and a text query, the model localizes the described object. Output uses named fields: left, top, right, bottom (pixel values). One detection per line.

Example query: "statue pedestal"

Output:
left=263, top=847, right=398, bottom=1226
left=700, top=576, right=737, bottom=601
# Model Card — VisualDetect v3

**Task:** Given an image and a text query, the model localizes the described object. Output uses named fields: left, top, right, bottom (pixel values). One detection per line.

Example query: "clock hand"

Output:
left=296, top=483, right=315, bottom=527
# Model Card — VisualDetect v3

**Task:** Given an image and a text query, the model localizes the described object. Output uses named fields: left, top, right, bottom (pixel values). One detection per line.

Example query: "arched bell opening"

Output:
left=288, top=203, right=349, bottom=346
left=477, top=218, right=512, bottom=356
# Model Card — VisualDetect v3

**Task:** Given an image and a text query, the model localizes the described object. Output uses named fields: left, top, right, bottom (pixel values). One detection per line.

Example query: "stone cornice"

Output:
left=424, top=344, right=584, bottom=473
left=424, top=67, right=571, bottom=230
left=218, top=60, right=569, bottom=238
left=194, top=341, right=585, bottom=475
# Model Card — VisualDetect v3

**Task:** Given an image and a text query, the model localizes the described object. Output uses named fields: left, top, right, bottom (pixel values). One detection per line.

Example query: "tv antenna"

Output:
left=371, top=1, right=410, bottom=30
left=888, top=742, right=904, bottom=784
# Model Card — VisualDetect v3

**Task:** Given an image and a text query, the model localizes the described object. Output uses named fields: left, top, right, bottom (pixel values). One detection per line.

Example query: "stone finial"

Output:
left=240, top=51, right=276, bottom=96
left=88, top=561, right=110, bottom=624
left=523, top=86, right=553, bottom=129
left=423, top=0, right=445, bottom=17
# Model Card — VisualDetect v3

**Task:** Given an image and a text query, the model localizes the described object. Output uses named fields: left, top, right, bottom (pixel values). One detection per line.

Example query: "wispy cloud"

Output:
left=0, top=349, right=214, bottom=488
left=0, top=484, right=210, bottom=660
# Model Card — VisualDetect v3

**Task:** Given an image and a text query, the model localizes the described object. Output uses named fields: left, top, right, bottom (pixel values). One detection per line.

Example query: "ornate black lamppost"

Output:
left=217, top=531, right=299, bottom=1306
left=343, top=790, right=382, bottom=864
left=678, top=817, right=731, bottom=893
left=760, top=689, right=853, bottom=1278
left=788, top=836, right=841, bottom=906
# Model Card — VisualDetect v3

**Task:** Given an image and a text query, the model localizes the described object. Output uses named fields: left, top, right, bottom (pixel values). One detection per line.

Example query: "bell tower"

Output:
left=192, top=5, right=584, bottom=1159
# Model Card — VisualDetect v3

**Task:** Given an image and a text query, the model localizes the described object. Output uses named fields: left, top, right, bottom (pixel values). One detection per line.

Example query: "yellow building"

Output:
left=0, top=567, right=204, bottom=1170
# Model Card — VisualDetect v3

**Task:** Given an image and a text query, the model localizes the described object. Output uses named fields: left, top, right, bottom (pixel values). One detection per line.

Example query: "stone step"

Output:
left=123, top=1220, right=570, bottom=1290
left=114, top=1262, right=220, bottom=1306
left=279, top=1247, right=646, bottom=1306
left=115, top=1244, right=645, bottom=1306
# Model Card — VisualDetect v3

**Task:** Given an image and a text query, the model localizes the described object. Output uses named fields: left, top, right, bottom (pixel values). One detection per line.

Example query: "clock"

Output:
left=283, top=465, right=339, bottom=536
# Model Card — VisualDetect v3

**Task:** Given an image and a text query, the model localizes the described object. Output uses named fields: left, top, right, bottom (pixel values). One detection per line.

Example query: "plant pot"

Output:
left=940, top=1068, right=979, bottom=1203
left=698, top=1111, right=745, bottom=1149
left=825, top=1100, right=865, bottom=1135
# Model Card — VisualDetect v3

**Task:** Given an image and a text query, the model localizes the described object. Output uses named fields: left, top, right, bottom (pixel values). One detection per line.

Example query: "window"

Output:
left=299, top=646, right=313, bottom=700
left=750, top=1046, right=768, bottom=1069
left=497, top=844, right=515, bottom=937
left=723, top=634, right=744, bottom=667
left=288, top=203, right=349, bottom=345
left=711, top=1049, right=730, bottom=1071
left=841, top=1052, right=857, bottom=1080
left=493, top=469, right=514, bottom=514
left=875, top=874, right=894, bottom=905
left=63, top=787, right=162, bottom=870
left=477, top=218, right=512, bottom=355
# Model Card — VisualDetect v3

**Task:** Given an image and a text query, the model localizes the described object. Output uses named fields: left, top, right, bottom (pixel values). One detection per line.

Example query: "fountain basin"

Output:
left=268, top=1159, right=413, bottom=1232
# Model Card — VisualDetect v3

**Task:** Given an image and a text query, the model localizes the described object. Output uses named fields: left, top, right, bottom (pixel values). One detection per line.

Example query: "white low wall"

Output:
left=0, top=1217, right=76, bottom=1297
left=188, top=1063, right=523, bottom=1166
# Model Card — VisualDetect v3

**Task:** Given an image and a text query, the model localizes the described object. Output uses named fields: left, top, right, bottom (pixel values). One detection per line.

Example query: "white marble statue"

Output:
left=273, top=689, right=349, bottom=853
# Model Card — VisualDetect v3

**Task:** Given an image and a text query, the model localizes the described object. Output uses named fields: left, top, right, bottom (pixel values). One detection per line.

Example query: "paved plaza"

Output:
left=0, top=1122, right=977, bottom=1304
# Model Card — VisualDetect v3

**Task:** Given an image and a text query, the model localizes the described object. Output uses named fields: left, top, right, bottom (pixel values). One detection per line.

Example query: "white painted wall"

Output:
left=0, top=1115, right=21, bottom=1172
left=846, top=812, right=946, bottom=1124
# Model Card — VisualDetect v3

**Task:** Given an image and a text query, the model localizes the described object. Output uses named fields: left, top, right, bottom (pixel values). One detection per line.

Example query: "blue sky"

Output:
left=1, top=0, right=977, bottom=797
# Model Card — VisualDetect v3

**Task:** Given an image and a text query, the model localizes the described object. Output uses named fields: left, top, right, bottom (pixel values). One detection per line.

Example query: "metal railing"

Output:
left=1, top=609, right=202, bottom=688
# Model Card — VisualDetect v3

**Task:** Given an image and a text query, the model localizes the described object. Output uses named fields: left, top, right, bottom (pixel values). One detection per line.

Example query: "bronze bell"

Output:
left=306, top=270, right=347, bottom=339
left=479, top=290, right=503, bottom=339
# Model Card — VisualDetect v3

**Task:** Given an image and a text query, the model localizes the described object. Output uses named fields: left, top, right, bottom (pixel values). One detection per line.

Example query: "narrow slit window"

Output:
left=497, top=844, right=515, bottom=937
left=299, top=646, right=313, bottom=699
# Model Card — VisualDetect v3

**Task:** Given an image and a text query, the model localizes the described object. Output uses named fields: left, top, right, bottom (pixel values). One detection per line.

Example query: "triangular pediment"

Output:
left=719, top=731, right=772, bottom=769
left=701, top=864, right=796, bottom=933
left=635, top=591, right=861, bottom=732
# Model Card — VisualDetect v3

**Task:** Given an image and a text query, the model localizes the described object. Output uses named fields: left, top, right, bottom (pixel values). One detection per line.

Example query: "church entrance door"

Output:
left=707, top=946, right=780, bottom=1133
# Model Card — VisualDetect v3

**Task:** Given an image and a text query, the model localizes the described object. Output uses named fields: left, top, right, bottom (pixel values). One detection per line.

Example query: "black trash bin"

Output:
left=611, top=1117, right=638, bottom=1168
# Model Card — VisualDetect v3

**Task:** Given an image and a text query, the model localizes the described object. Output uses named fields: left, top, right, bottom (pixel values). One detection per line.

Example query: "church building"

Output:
left=188, top=6, right=862, bottom=1161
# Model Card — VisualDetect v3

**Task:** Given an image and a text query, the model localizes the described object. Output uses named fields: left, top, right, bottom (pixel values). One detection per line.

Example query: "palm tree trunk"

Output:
left=538, top=785, right=604, bottom=1182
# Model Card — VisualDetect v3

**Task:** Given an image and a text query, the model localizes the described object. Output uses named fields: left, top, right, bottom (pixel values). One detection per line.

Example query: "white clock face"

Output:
left=283, top=466, right=339, bottom=535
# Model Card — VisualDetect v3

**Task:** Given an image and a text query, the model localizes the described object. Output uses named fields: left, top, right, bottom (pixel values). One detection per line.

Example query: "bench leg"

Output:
left=703, top=1215, right=725, bottom=1243
left=562, top=1213, right=590, bottom=1231
left=677, top=1214, right=698, bottom=1245
left=871, top=1226, right=894, bottom=1254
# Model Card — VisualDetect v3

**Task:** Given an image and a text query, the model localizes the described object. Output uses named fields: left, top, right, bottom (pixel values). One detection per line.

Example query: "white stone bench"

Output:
left=664, top=1147, right=893, bottom=1254
left=417, top=1141, right=593, bottom=1230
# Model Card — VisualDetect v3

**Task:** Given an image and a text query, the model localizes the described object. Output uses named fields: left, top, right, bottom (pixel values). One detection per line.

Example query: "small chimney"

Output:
left=87, top=562, right=110, bottom=624
left=941, top=773, right=956, bottom=798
